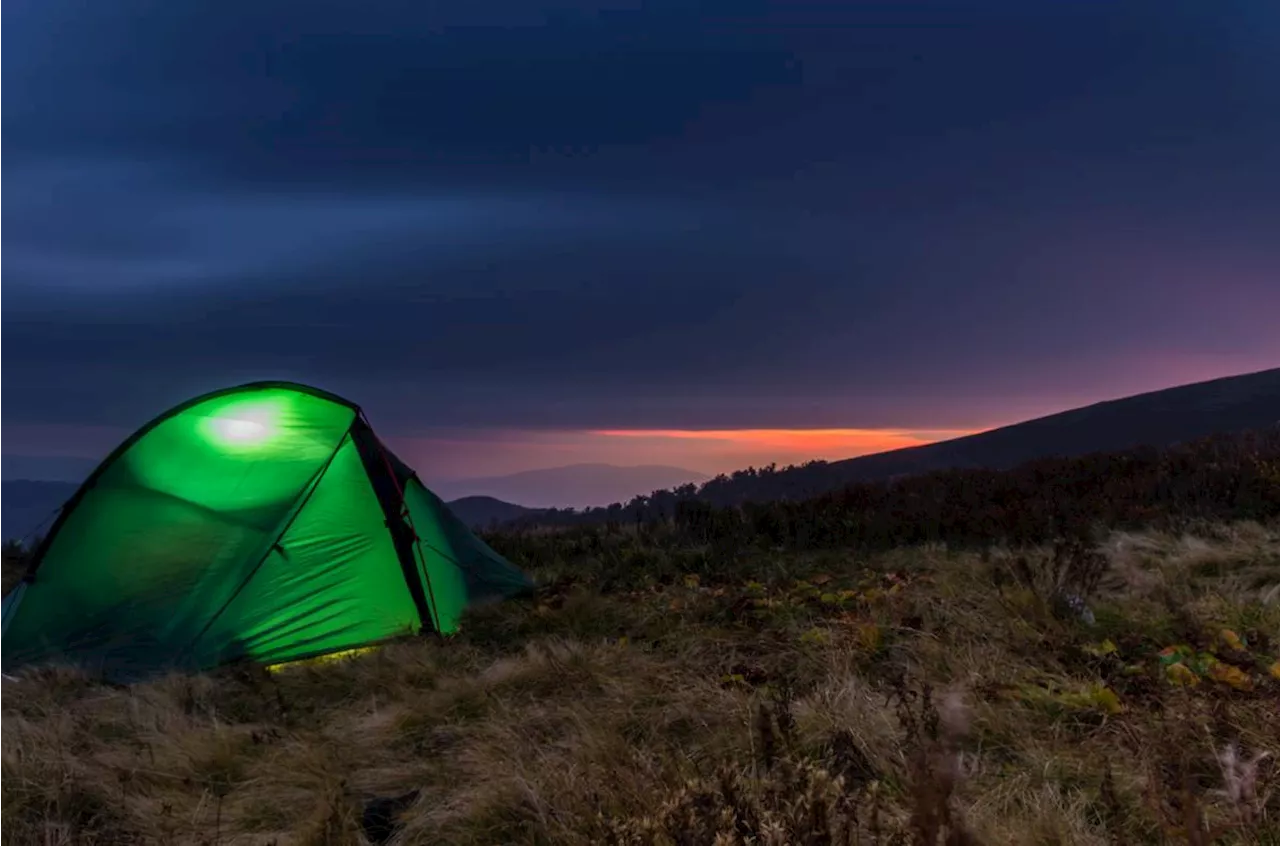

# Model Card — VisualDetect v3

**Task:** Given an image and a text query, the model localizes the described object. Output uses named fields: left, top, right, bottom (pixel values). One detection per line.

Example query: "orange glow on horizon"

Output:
left=589, top=427, right=982, bottom=455
left=6, top=422, right=989, bottom=483
left=382, top=426, right=992, bottom=480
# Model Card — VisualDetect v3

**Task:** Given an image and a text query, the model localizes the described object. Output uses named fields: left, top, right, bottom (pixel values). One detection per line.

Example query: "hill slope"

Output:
left=5, top=432, right=1280, bottom=842
left=823, top=366, right=1280, bottom=481
left=15, top=529, right=1280, bottom=844
left=535, top=368, right=1280, bottom=515
left=444, top=496, right=542, bottom=530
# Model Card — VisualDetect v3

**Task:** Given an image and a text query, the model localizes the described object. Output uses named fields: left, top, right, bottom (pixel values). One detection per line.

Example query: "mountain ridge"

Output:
left=509, top=367, right=1280, bottom=522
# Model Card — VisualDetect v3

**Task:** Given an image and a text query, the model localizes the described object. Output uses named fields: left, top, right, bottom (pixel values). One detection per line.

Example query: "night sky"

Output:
left=5, top=0, right=1279, bottom=481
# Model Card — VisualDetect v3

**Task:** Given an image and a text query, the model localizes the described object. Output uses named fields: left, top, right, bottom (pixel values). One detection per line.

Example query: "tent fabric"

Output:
left=402, top=478, right=534, bottom=633
left=0, top=382, right=533, bottom=681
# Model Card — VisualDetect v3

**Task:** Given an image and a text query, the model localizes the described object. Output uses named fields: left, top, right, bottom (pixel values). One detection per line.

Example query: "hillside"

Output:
left=444, top=496, right=542, bottom=530
left=819, top=366, right=1280, bottom=482
left=519, top=368, right=1280, bottom=523
left=4, top=429, right=1279, bottom=844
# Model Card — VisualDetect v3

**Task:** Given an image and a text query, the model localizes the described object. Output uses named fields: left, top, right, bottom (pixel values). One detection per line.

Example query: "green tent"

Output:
left=1, top=382, right=532, bottom=681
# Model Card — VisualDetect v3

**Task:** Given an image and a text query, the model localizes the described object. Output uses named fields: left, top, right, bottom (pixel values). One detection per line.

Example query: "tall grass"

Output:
left=4, top=520, right=1279, bottom=844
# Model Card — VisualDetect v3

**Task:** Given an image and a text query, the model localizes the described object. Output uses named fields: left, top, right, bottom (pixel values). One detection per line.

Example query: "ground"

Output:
left=3, top=521, right=1279, bottom=845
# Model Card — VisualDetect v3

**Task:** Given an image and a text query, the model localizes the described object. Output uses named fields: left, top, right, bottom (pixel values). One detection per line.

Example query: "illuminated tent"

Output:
left=0, top=382, right=533, bottom=681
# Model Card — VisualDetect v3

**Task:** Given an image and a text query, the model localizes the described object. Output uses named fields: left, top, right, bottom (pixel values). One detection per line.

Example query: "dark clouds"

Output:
left=4, top=0, right=807, bottom=188
left=4, top=0, right=1280, bottom=441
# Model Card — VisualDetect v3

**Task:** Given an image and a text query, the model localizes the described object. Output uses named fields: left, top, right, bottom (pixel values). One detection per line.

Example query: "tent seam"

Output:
left=350, top=415, right=442, bottom=635
left=371, top=433, right=443, bottom=635
left=172, top=427, right=354, bottom=669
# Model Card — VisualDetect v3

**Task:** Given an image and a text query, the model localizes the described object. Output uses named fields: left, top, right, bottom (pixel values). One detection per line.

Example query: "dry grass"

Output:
left=4, top=523, right=1280, bottom=845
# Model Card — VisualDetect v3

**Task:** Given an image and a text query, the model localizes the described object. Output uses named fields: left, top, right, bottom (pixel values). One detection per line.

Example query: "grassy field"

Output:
left=3, top=517, right=1279, bottom=845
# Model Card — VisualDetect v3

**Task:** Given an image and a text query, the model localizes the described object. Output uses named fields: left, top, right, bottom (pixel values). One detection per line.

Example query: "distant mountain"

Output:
left=444, top=496, right=542, bottom=530
left=514, top=367, right=1280, bottom=520
left=433, top=463, right=711, bottom=509
left=2, top=480, right=79, bottom=542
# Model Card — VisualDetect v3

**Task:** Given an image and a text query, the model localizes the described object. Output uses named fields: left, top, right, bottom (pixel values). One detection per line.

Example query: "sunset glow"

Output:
left=562, top=427, right=980, bottom=474
left=591, top=428, right=979, bottom=452
left=379, top=426, right=989, bottom=480
left=4, top=423, right=986, bottom=484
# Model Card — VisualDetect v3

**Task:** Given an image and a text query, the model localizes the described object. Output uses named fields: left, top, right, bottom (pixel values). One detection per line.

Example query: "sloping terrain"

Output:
left=3, top=430, right=1279, bottom=845
left=444, top=496, right=543, bottom=530
left=821, top=366, right=1280, bottom=483
left=521, top=369, right=1280, bottom=520
left=3, top=524, right=1278, bottom=844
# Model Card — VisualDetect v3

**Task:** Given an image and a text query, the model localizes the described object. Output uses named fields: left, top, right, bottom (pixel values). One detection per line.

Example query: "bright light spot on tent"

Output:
left=200, top=401, right=281, bottom=449
left=212, top=416, right=268, bottom=443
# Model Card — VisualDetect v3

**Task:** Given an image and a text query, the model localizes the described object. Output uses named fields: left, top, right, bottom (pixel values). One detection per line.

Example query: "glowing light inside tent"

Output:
left=199, top=400, right=282, bottom=449
left=264, top=645, right=381, bottom=673
left=213, top=416, right=268, bottom=442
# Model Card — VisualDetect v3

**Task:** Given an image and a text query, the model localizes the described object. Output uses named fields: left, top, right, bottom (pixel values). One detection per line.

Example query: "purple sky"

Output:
left=4, top=0, right=1278, bottom=481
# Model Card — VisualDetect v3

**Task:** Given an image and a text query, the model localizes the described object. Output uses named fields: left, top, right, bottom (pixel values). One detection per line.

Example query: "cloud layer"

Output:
left=4, top=0, right=1279, bottom=471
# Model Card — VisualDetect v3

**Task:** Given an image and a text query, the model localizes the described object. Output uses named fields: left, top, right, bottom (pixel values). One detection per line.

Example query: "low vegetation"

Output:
left=4, top=432, right=1280, bottom=844
left=4, top=524, right=1279, bottom=844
